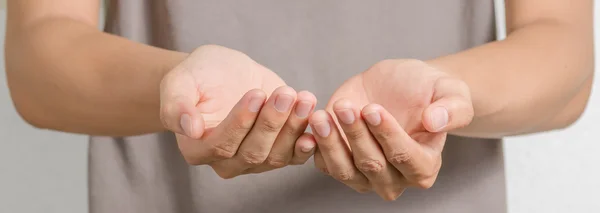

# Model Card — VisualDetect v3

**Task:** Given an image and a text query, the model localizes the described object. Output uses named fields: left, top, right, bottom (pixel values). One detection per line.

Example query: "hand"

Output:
left=310, top=59, right=474, bottom=200
left=160, top=45, right=317, bottom=178
left=160, top=44, right=286, bottom=134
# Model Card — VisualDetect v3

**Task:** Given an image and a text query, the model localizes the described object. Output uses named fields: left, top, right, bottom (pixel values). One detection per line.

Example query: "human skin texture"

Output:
left=310, top=0, right=594, bottom=200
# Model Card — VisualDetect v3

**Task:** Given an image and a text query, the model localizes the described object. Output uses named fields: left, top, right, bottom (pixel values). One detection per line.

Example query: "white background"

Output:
left=0, top=1, right=599, bottom=213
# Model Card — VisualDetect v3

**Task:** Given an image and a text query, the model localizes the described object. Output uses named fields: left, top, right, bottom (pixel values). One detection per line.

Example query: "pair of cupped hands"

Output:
left=160, top=45, right=474, bottom=200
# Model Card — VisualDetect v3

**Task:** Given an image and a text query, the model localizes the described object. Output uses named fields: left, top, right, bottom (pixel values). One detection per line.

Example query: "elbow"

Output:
left=15, top=107, right=50, bottom=130
left=5, top=50, right=67, bottom=131
left=8, top=86, right=53, bottom=130
left=5, top=44, right=46, bottom=129
left=544, top=77, right=594, bottom=131
left=5, top=70, right=54, bottom=130
left=552, top=100, right=589, bottom=131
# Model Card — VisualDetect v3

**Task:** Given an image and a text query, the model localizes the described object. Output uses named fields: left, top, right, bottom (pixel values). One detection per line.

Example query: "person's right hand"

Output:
left=160, top=45, right=317, bottom=178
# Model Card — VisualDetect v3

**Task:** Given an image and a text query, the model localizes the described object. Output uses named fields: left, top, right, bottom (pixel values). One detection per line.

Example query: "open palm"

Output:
left=327, top=59, right=471, bottom=139
left=161, top=45, right=286, bottom=130
left=311, top=59, right=474, bottom=200
left=161, top=45, right=319, bottom=179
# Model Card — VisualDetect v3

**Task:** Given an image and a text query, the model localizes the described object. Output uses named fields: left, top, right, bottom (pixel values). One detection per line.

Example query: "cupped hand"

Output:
left=310, top=59, right=474, bottom=200
left=160, top=44, right=286, bottom=135
left=160, top=45, right=317, bottom=178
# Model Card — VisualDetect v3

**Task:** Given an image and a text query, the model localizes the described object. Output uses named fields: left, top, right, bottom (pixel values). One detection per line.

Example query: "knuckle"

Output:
left=233, top=118, right=255, bottom=134
left=344, top=128, right=366, bottom=140
left=265, top=154, right=289, bottom=168
left=414, top=178, right=436, bottom=189
left=239, top=151, right=268, bottom=166
left=331, top=170, right=354, bottom=182
left=387, top=149, right=412, bottom=165
left=407, top=168, right=437, bottom=185
left=380, top=190, right=402, bottom=201
left=216, top=122, right=253, bottom=157
left=374, top=129, right=395, bottom=142
left=237, top=116, right=256, bottom=130
left=216, top=172, right=237, bottom=179
left=182, top=155, right=202, bottom=165
left=281, top=124, right=298, bottom=136
left=258, top=119, right=284, bottom=134
left=223, top=123, right=249, bottom=142
left=211, top=166, right=237, bottom=180
left=210, top=144, right=236, bottom=159
left=356, top=159, right=384, bottom=174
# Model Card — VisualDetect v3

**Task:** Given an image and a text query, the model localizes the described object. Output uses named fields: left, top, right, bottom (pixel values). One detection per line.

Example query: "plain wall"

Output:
left=0, top=1, right=598, bottom=213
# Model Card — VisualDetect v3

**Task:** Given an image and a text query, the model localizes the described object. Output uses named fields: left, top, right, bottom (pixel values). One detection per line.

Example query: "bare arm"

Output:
left=429, top=0, right=594, bottom=138
left=5, top=0, right=187, bottom=136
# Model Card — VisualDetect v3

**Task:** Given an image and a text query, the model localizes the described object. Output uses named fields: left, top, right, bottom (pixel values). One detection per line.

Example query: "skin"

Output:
left=5, top=0, right=594, bottom=201
left=311, top=60, right=472, bottom=200
left=160, top=45, right=319, bottom=176
left=5, top=1, right=317, bottom=178
left=310, top=0, right=594, bottom=200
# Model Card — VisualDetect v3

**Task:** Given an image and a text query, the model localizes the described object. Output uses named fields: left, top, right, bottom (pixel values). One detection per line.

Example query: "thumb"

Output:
left=422, top=78, right=474, bottom=133
left=160, top=71, right=206, bottom=139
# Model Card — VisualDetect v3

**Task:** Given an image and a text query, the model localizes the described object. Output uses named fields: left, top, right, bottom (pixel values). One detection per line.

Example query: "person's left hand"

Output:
left=309, top=59, right=474, bottom=200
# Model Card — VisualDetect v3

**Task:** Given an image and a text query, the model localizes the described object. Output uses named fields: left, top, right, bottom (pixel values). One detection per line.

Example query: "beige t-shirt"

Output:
left=89, top=1, right=506, bottom=212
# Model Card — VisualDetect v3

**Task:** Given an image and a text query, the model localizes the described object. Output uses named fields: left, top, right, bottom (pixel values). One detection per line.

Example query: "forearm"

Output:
left=5, top=17, right=187, bottom=136
left=429, top=21, right=594, bottom=138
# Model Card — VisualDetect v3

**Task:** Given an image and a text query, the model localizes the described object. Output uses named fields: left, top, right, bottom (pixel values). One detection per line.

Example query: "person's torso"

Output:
left=89, top=1, right=506, bottom=213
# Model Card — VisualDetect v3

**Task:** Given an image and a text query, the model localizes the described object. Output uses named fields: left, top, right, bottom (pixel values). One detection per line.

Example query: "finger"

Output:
left=314, top=148, right=328, bottom=174
left=211, top=86, right=297, bottom=178
left=310, top=110, right=370, bottom=193
left=333, top=99, right=402, bottom=200
left=362, top=104, right=437, bottom=189
left=245, top=133, right=316, bottom=174
left=159, top=70, right=205, bottom=138
left=378, top=187, right=407, bottom=201
left=244, top=132, right=317, bottom=174
left=178, top=89, right=266, bottom=165
left=290, top=133, right=317, bottom=165
left=264, top=91, right=316, bottom=167
left=423, top=77, right=474, bottom=133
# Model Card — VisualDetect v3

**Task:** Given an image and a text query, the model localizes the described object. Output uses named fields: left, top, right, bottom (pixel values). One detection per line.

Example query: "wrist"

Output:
left=427, top=58, right=517, bottom=139
left=424, top=57, right=501, bottom=136
left=425, top=57, right=466, bottom=82
left=160, top=51, right=189, bottom=77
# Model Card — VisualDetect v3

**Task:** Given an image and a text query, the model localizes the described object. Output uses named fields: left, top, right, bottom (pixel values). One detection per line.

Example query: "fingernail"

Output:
left=430, top=107, right=449, bottom=131
left=300, top=144, right=315, bottom=153
left=274, top=94, right=294, bottom=112
left=336, top=109, right=355, bottom=125
left=248, top=95, right=265, bottom=112
left=363, top=110, right=381, bottom=126
left=180, top=114, right=193, bottom=136
left=295, top=101, right=312, bottom=118
left=314, top=122, right=331, bottom=137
